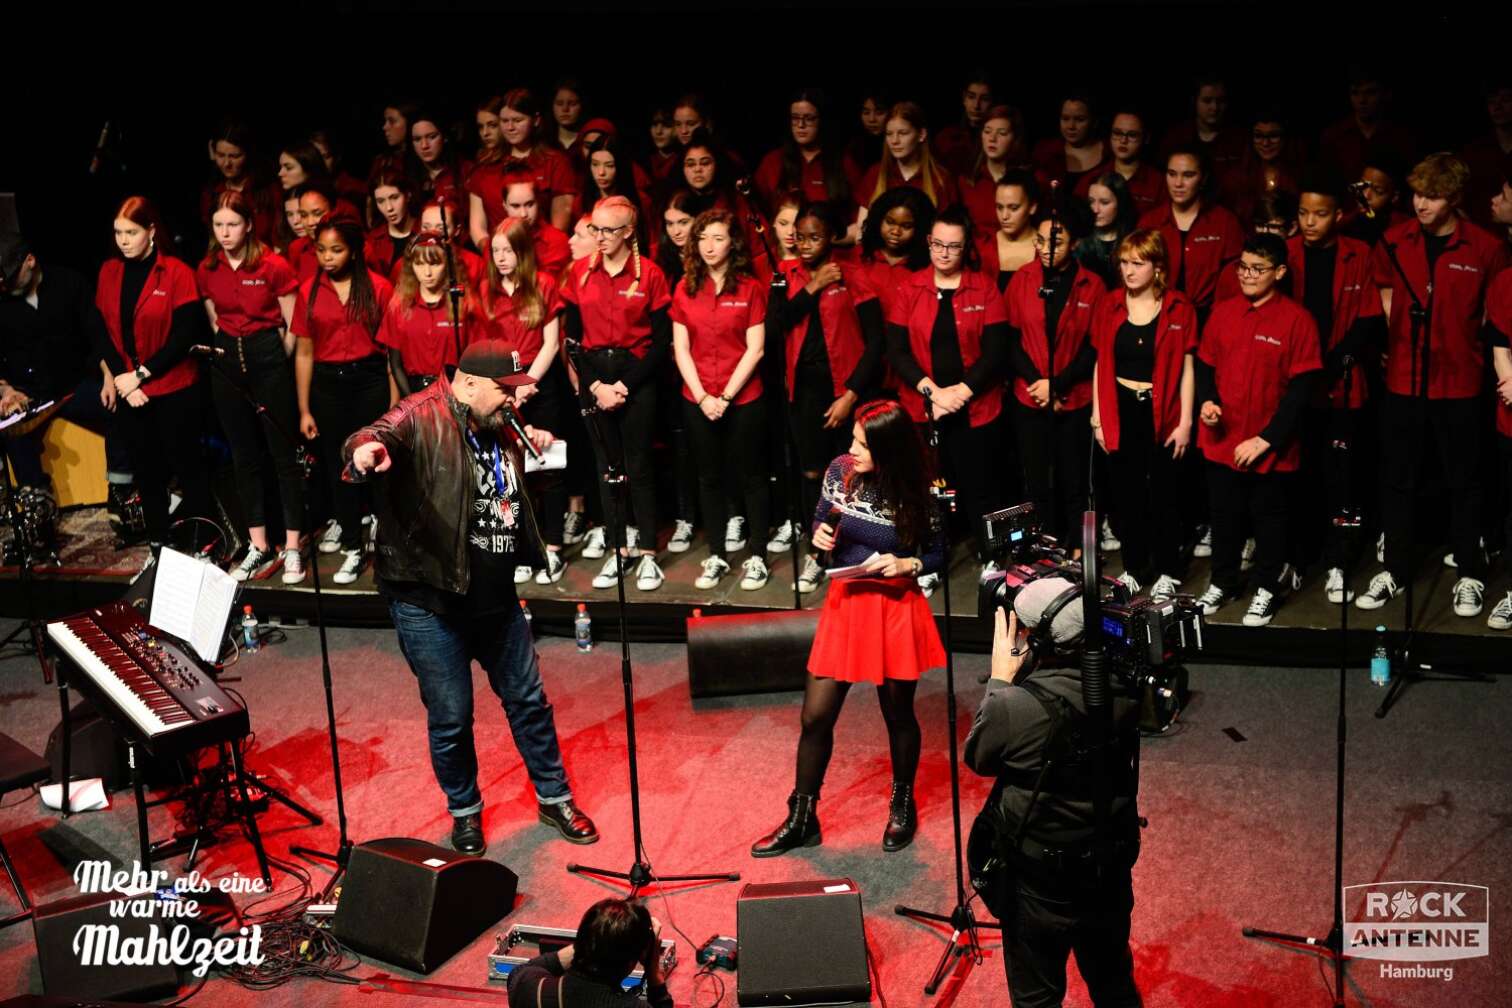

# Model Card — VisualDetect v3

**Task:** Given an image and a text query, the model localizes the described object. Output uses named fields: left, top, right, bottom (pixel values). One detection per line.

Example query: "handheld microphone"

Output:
left=500, top=402, right=543, bottom=461
left=822, top=505, right=842, bottom=566
left=922, top=384, right=934, bottom=420
left=189, top=345, right=225, bottom=358
left=1347, top=180, right=1376, bottom=219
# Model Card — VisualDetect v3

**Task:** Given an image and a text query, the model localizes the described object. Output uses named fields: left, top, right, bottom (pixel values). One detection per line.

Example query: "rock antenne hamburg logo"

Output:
left=1343, top=881, right=1488, bottom=962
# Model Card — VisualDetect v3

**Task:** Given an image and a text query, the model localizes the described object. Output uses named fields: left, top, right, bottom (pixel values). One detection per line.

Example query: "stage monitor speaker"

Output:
left=736, top=878, right=870, bottom=1007
left=44, top=699, right=127, bottom=790
left=331, top=837, right=518, bottom=973
left=34, top=890, right=195, bottom=1001
left=686, top=609, right=818, bottom=699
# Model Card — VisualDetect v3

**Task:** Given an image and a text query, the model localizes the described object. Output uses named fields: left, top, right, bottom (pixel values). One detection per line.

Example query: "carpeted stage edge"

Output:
left=0, top=618, right=1506, bottom=1007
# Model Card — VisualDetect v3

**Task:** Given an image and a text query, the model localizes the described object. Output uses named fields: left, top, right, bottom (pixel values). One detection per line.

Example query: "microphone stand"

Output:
left=561, top=336, right=739, bottom=896
left=895, top=388, right=999, bottom=996
left=438, top=203, right=466, bottom=367
left=1241, top=357, right=1358, bottom=1005
left=1036, top=181, right=1062, bottom=542
left=1356, top=197, right=1489, bottom=718
left=738, top=179, right=802, bottom=607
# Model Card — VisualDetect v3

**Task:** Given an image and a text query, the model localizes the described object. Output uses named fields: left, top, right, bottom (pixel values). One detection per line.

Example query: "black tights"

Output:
left=794, top=675, right=920, bottom=796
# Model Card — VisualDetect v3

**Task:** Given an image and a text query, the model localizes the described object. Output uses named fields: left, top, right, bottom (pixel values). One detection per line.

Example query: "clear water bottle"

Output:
left=519, top=598, right=532, bottom=627
left=574, top=603, right=593, bottom=652
left=1370, top=626, right=1391, bottom=687
left=241, top=605, right=260, bottom=653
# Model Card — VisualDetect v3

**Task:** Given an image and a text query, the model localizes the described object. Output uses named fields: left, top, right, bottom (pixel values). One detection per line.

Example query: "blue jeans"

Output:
left=389, top=601, right=572, bottom=817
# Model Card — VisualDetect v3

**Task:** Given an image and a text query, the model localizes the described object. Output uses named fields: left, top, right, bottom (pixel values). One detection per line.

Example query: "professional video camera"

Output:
left=975, top=502, right=1200, bottom=732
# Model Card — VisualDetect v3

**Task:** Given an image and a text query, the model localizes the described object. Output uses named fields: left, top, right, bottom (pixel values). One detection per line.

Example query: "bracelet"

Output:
left=719, top=393, right=733, bottom=403
left=1091, top=419, right=1102, bottom=429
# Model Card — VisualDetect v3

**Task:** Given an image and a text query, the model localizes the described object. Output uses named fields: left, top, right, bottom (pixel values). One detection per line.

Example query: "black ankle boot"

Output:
left=751, top=791, right=820, bottom=858
left=882, top=783, right=917, bottom=852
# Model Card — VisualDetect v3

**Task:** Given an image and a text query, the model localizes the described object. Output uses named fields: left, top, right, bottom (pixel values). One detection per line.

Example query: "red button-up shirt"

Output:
left=671, top=274, right=769, bottom=406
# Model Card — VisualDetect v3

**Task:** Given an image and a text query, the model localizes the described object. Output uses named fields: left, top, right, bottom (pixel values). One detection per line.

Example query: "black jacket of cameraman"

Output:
left=964, top=658, right=1142, bottom=895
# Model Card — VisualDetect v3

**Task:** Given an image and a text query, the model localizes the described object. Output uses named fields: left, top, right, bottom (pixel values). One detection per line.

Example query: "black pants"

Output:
left=211, top=328, right=304, bottom=533
left=1015, top=402, right=1091, bottom=546
left=1207, top=463, right=1289, bottom=594
left=114, top=384, right=212, bottom=542
left=998, top=873, right=1141, bottom=1008
left=657, top=360, right=696, bottom=523
left=685, top=397, right=769, bottom=560
left=1293, top=406, right=1367, bottom=572
left=6, top=373, right=133, bottom=489
left=1499, top=435, right=1512, bottom=559
left=790, top=369, right=852, bottom=528
left=584, top=349, right=658, bottom=547
left=1107, top=386, right=1187, bottom=582
left=518, top=369, right=569, bottom=547
left=310, top=357, right=389, bottom=551
left=1380, top=393, right=1485, bottom=581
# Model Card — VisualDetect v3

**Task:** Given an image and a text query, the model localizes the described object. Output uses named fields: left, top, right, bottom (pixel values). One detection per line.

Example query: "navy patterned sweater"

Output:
left=814, top=455, right=945, bottom=575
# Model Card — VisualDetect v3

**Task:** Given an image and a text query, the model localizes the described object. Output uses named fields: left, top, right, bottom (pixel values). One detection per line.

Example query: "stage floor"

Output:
left=0, top=620, right=1507, bottom=1007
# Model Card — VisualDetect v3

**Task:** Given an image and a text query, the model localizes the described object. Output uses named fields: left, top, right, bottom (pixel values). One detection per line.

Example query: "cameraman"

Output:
left=505, top=897, right=671, bottom=1008
left=965, top=577, right=1143, bottom=1008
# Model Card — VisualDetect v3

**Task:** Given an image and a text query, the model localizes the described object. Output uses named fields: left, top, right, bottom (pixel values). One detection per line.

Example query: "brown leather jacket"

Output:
left=343, top=380, right=547, bottom=595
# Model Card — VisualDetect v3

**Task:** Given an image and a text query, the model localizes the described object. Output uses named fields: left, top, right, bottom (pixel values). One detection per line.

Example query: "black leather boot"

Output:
left=882, top=782, right=917, bottom=852
left=750, top=791, right=820, bottom=857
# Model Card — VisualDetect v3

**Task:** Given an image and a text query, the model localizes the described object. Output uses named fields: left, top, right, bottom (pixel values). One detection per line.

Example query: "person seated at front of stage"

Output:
left=344, top=338, right=598, bottom=856
left=0, top=231, right=132, bottom=495
left=505, top=898, right=671, bottom=1008
left=964, top=581, right=1143, bottom=1008
left=1193, top=234, right=1322, bottom=627
left=750, top=400, right=945, bottom=859
left=1353, top=153, right=1511, bottom=616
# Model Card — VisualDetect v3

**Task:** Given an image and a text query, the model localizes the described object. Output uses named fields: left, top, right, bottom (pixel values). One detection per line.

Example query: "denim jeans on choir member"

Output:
left=388, top=600, right=572, bottom=817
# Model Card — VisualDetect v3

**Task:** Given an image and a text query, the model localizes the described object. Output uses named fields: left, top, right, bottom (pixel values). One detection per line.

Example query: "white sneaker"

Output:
left=1100, top=518, right=1121, bottom=553
left=514, top=565, right=533, bottom=584
left=724, top=517, right=747, bottom=552
left=766, top=520, right=797, bottom=554
left=562, top=511, right=587, bottom=545
left=796, top=555, right=824, bottom=594
left=534, top=551, right=565, bottom=584
left=1355, top=570, right=1399, bottom=610
left=739, top=556, right=770, bottom=590
left=230, top=545, right=275, bottom=582
left=1193, top=526, right=1212, bottom=558
left=1196, top=584, right=1229, bottom=615
left=333, top=547, right=366, bottom=585
left=668, top=519, right=695, bottom=553
left=635, top=554, right=664, bottom=591
left=695, top=555, right=730, bottom=590
left=1242, top=587, right=1278, bottom=627
left=1115, top=571, right=1141, bottom=595
left=591, top=554, right=625, bottom=589
left=581, top=526, right=607, bottom=559
left=1240, top=538, right=1256, bottom=572
left=1452, top=577, right=1485, bottom=618
left=318, top=522, right=343, bottom=554
left=1487, top=591, right=1512, bottom=631
left=280, top=548, right=307, bottom=585
left=1324, top=567, right=1353, bottom=604
left=917, top=572, right=940, bottom=599
left=1149, top=574, right=1181, bottom=603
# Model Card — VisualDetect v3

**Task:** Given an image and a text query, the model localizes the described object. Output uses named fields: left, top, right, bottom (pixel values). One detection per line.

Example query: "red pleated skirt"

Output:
left=808, top=577, right=946, bottom=685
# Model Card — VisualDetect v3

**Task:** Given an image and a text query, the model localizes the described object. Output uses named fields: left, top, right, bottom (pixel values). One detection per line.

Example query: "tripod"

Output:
left=1241, top=359, right=1360, bottom=1006
left=189, top=349, right=350, bottom=897
left=1367, top=226, right=1490, bottom=718
left=562, top=337, right=739, bottom=895
left=896, top=391, right=999, bottom=995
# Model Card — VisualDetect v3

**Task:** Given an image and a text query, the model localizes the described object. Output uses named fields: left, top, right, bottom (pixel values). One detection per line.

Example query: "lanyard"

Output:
left=464, top=428, right=509, bottom=498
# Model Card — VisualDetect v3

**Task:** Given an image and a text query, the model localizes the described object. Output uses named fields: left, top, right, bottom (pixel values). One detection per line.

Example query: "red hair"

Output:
left=114, top=196, right=175, bottom=256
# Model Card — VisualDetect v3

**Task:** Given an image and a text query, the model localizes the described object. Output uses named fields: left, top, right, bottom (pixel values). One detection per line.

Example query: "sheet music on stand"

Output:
left=147, top=547, right=238, bottom=663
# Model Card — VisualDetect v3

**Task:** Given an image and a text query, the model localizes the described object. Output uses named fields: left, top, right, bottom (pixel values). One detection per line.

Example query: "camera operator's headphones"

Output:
left=1020, top=580, right=1085, bottom=660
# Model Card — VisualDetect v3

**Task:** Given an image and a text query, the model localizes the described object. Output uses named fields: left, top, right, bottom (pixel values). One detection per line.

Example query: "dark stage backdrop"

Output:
left=1, top=5, right=1496, bottom=276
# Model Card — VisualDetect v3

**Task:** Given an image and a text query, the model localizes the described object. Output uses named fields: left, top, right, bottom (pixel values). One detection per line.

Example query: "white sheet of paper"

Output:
left=825, top=552, right=881, bottom=580
left=0, top=400, right=55, bottom=431
left=148, top=548, right=237, bottom=663
left=523, top=438, right=567, bottom=474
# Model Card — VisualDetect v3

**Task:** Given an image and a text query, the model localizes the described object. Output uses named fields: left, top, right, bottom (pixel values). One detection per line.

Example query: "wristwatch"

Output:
left=134, top=365, right=150, bottom=384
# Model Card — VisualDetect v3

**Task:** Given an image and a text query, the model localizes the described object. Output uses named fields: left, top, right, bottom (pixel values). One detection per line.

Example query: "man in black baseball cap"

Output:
left=345, top=338, right=599, bottom=854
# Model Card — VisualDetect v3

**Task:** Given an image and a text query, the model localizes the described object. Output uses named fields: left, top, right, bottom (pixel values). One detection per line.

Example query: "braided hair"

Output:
left=305, top=218, right=382, bottom=333
left=580, top=195, right=642, bottom=295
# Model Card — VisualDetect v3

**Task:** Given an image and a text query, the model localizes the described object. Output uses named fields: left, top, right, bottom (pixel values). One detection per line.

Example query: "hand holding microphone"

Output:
left=500, top=402, right=544, bottom=460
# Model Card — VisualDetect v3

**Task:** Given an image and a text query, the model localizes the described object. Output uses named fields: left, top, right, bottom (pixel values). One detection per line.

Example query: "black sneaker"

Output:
left=451, top=813, right=485, bottom=855
left=538, top=800, right=599, bottom=844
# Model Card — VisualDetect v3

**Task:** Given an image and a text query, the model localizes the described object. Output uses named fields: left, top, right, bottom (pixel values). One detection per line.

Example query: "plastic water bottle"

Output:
left=519, top=598, right=532, bottom=627
left=574, top=603, right=593, bottom=652
left=241, top=605, right=260, bottom=654
left=1370, top=626, right=1391, bottom=687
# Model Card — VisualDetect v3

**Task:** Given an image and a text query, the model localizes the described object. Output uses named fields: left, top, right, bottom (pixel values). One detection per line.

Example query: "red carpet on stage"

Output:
left=0, top=620, right=1505, bottom=1006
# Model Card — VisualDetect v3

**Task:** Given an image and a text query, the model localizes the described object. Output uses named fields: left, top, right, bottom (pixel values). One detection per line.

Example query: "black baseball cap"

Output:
left=457, top=338, right=535, bottom=387
left=0, top=233, right=31, bottom=291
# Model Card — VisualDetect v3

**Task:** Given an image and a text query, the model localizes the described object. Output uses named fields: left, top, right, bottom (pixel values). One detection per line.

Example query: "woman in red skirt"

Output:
left=751, top=400, right=945, bottom=857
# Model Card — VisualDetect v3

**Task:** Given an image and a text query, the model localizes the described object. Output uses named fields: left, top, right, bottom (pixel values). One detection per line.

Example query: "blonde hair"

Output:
left=872, top=102, right=943, bottom=208
left=580, top=195, right=642, bottom=295
left=484, top=218, right=546, bottom=329
left=1406, top=152, right=1470, bottom=202
left=1116, top=228, right=1169, bottom=297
